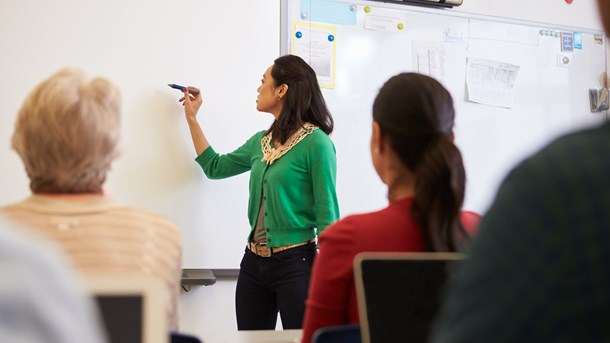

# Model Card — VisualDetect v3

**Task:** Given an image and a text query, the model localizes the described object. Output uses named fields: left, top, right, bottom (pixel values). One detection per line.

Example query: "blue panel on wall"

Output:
left=300, top=0, right=357, bottom=25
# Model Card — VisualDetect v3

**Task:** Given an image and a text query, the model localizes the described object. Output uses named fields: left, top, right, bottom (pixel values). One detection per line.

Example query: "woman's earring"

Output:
left=277, top=96, right=281, bottom=102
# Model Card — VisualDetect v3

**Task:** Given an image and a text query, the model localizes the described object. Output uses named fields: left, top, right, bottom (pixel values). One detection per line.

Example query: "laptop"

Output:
left=85, top=275, right=169, bottom=343
left=353, top=252, right=465, bottom=343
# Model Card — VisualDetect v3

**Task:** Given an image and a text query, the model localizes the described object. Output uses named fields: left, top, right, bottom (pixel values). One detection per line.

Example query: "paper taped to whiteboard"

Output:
left=364, top=15, right=404, bottom=32
left=466, top=57, right=520, bottom=108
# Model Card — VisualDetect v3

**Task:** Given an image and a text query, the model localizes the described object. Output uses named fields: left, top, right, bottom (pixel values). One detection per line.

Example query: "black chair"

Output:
left=353, top=252, right=465, bottom=343
left=312, top=324, right=362, bottom=343
left=171, top=332, right=202, bottom=343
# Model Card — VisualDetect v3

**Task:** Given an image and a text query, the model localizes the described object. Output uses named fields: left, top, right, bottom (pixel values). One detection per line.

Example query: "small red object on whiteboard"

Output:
left=565, top=0, right=573, bottom=4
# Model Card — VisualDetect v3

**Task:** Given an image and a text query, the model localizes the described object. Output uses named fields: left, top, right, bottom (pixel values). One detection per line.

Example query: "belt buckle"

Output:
left=254, top=243, right=271, bottom=257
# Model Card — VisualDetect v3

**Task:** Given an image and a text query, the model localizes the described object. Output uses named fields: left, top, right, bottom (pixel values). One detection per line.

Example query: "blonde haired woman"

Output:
left=2, top=68, right=182, bottom=330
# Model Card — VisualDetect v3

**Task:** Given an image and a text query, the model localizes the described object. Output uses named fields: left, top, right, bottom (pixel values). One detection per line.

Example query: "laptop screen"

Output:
left=353, top=252, right=465, bottom=343
left=95, top=294, right=144, bottom=343
left=85, top=275, right=168, bottom=343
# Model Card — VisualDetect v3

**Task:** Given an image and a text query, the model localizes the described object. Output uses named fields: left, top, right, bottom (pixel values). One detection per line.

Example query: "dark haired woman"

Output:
left=301, top=73, right=478, bottom=343
left=180, top=54, right=339, bottom=330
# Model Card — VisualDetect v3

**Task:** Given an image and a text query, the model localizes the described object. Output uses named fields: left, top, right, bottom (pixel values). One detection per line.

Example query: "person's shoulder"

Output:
left=115, top=206, right=177, bottom=224
left=110, top=206, right=180, bottom=233
left=0, top=197, right=31, bottom=213
left=481, top=123, right=610, bottom=237
left=0, top=217, right=56, bottom=261
left=302, top=127, right=334, bottom=150
left=556, top=121, right=610, bottom=142
left=308, top=127, right=332, bottom=140
left=0, top=222, right=76, bottom=286
left=511, top=122, right=610, bottom=181
left=0, top=217, right=107, bottom=343
left=252, top=130, right=267, bottom=139
left=324, top=208, right=390, bottom=237
left=542, top=122, right=609, bottom=155
left=319, top=214, right=363, bottom=247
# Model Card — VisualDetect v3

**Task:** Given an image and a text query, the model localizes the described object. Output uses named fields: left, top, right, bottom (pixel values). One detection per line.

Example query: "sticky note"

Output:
left=300, top=0, right=356, bottom=26
left=561, top=32, right=574, bottom=52
left=574, top=32, right=582, bottom=49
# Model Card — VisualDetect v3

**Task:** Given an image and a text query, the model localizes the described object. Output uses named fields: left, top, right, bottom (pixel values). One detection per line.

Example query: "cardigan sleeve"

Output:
left=194, top=131, right=264, bottom=180
left=308, top=131, right=340, bottom=234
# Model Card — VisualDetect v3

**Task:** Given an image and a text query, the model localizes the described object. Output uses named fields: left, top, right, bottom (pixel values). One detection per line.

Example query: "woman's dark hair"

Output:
left=373, top=73, right=467, bottom=252
left=269, top=55, right=334, bottom=144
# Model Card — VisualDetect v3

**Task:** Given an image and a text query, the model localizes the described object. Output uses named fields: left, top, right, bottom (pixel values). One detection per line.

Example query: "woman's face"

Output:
left=256, top=65, right=283, bottom=118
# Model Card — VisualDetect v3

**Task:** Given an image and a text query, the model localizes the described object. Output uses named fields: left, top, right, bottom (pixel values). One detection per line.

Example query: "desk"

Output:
left=192, top=329, right=302, bottom=343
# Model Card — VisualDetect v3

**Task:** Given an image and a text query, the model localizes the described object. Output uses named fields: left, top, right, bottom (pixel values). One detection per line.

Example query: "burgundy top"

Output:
left=301, top=197, right=480, bottom=343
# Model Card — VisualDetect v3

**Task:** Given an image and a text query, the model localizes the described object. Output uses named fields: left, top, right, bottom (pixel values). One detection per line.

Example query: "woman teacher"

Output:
left=180, top=54, right=339, bottom=330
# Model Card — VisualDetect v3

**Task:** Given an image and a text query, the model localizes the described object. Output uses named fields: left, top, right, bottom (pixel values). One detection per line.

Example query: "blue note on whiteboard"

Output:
left=300, top=0, right=356, bottom=26
left=561, top=32, right=574, bottom=52
left=574, top=32, right=582, bottom=49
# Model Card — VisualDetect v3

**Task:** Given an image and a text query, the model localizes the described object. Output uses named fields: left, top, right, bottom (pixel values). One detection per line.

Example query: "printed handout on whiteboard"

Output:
left=291, top=21, right=337, bottom=89
left=466, top=57, right=520, bottom=108
left=413, top=41, right=447, bottom=86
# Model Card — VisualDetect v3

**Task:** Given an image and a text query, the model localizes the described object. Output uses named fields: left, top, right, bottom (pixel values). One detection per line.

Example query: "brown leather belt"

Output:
left=247, top=239, right=315, bottom=257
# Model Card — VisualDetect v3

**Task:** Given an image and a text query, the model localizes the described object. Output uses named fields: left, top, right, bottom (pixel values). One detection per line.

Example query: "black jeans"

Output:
left=235, top=242, right=316, bottom=330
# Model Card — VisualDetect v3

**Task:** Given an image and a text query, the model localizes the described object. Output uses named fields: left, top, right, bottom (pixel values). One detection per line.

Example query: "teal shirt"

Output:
left=195, top=129, right=340, bottom=247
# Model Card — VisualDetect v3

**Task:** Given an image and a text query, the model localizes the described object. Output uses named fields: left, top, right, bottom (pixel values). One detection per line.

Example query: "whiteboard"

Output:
left=0, top=0, right=280, bottom=269
left=283, top=0, right=607, bottom=227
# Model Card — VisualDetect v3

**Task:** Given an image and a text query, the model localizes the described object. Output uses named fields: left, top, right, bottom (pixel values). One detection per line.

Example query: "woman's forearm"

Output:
left=187, top=117, right=210, bottom=156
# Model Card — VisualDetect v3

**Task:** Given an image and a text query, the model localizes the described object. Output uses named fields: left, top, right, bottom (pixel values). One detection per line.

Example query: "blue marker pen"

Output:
left=167, top=83, right=200, bottom=95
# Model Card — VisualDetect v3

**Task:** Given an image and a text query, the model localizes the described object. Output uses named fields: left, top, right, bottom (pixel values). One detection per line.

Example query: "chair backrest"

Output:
left=312, top=324, right=362, bottom=343
left=84, top=275, right=169, bottom=343
left=353, top=252, right=465, bottom=343
left=170, top=332, right=202, bottom=343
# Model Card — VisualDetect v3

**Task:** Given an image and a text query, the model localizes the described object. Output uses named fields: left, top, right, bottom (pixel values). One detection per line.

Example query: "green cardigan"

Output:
left=195, top=128, right=340, bottom=247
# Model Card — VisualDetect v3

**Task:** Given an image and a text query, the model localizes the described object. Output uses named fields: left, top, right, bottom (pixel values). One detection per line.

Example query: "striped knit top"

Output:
left=0, top=194, right=182, bottom=330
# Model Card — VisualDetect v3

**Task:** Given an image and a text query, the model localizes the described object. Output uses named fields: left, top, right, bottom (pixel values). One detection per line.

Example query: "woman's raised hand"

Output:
left=180, top=86, right=203, bottom=121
